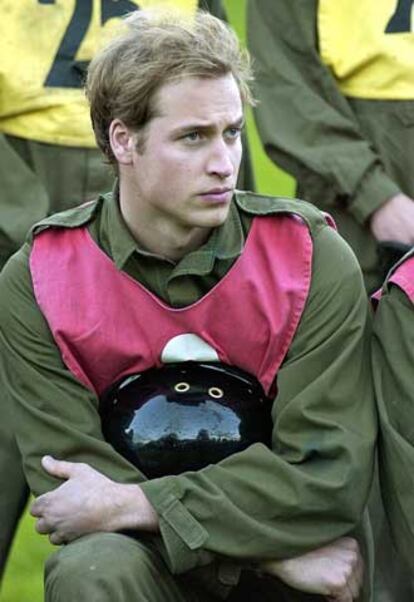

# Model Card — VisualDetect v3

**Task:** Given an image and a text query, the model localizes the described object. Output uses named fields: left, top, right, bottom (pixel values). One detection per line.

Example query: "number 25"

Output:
left=38, top=0, right=137, bottom=88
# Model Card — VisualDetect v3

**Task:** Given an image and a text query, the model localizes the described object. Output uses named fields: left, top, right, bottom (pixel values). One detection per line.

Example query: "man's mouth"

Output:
left=199, top=188, right=233, bottom=203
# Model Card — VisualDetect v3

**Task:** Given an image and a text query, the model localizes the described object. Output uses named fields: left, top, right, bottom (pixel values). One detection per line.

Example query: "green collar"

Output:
left=101, top=189, right=245, bottom=274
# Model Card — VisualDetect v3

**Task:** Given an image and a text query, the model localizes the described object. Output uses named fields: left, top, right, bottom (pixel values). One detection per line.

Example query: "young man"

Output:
left=372, top=251, right=414, bottom=575
left=0, top=0, right=255, bottom=581
left=0, top=10, right=375, bottom=601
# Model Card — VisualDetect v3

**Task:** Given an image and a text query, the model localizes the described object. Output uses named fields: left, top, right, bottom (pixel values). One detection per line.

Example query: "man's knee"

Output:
left=45, top=532, right=182, bottom=602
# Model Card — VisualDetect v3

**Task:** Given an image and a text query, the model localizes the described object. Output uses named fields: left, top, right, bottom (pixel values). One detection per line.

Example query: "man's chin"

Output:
left=199, top=204, right=232, bottom=228
left=203, top=201, right=231, bottom=221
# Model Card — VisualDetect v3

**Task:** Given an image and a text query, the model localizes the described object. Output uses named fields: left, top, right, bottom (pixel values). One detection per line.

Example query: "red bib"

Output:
left=30, top=214, right=313, bottom=397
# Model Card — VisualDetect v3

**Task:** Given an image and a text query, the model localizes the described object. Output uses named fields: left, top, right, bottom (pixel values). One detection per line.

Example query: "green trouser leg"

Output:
left=45, top=533, right=331, bottom=602
left=0, top=425, right=28, bottom=581
left=45, top=533, right=217, bottom=602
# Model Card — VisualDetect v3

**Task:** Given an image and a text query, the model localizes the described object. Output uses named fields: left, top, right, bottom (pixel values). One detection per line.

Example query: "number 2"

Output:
left=39, top=0, right=138, bottom=88
left=385, top=0, right=413, bottom=33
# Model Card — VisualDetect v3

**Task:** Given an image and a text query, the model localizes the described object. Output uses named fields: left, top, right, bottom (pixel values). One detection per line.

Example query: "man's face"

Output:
left=119, top=73, right=243, bottom=238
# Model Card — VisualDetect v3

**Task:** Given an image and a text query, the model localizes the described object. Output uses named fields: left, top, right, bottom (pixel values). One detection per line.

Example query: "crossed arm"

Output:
left=31, top=455, right=363, bottom=601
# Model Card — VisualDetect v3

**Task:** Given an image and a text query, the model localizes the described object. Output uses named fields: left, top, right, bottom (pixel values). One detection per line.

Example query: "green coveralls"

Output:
left=0, top=0, right=255, bottom=581
left=0, top=191, right=376, bottom=600
left=372, top=258, right=414, bottom=578
left=247, top=3, right=414, bottom=599
left=247, top=0, right=414, bottom=294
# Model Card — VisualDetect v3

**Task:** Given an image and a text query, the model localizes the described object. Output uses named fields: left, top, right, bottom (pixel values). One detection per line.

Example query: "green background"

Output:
left=0, top=2, right=294, bottom=600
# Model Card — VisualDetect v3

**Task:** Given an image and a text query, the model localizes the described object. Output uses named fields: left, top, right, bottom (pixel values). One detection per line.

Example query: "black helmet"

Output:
left=100, top=362, right=272, bottom=478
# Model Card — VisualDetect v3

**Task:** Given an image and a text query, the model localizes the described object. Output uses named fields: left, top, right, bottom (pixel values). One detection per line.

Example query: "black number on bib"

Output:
left=40, top=0, right=138, bottom=89
left=385, top=0, right=413, bottom=33
left=102, top=0, right=138, bottom=22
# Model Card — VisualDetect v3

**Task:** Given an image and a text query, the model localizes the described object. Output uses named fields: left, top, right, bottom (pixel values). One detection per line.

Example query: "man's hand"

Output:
left=30, top=456, right=158, bottom=545
left=370, top=193, right=414, bottom=244
left=260, top=537, right=363, bottom=602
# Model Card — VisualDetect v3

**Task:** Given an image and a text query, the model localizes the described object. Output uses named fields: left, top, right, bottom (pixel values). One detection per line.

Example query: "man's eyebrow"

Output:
left=171, top=115, right=245, bottom=136
left=229, top=116, right=245, bottom=129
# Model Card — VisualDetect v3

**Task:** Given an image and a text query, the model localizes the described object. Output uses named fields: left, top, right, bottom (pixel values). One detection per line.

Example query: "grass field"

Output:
left=0, top=2, right=294, bottom=600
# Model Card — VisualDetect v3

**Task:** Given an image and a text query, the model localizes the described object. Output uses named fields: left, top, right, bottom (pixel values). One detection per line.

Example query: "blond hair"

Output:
left=86, top=9, right=254, bottom=163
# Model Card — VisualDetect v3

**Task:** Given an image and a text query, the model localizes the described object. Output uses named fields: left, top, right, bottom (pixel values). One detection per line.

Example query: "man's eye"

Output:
left=225, top=127, right=242, bottom=140
left=183, top=131, right=201, bottom=142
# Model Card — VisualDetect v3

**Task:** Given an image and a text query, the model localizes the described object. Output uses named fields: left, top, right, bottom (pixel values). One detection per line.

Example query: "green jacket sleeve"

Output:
left=141, top=224, right=377, bottom=573
left=247, top=0, right=400, bottom=224
left=372, top=284, right=414, bottom=571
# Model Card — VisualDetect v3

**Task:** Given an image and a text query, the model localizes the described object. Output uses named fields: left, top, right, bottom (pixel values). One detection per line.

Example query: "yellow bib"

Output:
left=0, top=0, right=197, bottom=147
left=318, top=0, right=414, bottom=99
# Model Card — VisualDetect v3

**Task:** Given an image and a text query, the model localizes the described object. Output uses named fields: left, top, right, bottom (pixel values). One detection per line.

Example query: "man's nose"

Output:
left=206, top=140, right=235, bottom=179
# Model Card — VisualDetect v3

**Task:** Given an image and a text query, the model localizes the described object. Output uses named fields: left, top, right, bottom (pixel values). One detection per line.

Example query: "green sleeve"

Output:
left=141, top=225, right=377, bottom=573
left=372, top=285, right=414, bottom=571
left=247, top=0, right=400, bottom=223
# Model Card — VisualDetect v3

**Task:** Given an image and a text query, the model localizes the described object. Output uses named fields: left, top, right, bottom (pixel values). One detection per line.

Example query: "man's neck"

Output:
left=118, top=193, right=211, bottom=263
left=126, top=218, right=211, bottom=262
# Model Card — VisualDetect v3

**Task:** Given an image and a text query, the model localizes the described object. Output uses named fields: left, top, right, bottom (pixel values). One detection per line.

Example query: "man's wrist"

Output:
left=110, top=483, right=159, bottom=533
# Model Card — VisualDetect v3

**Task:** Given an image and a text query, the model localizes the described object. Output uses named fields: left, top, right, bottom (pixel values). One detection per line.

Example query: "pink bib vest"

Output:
left=30, top=214, right=314, bottom=398
left=388, top=257, right=414, bottom=303
left=373, top=255, right=414, bottom=305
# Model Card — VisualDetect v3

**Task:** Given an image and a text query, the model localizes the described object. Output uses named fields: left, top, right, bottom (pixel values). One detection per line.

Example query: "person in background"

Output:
left=247, top=3, right=414, bottom=600
left=372, top=250, right=414, bottom=576
left=247, top=0, right=414, bottom=295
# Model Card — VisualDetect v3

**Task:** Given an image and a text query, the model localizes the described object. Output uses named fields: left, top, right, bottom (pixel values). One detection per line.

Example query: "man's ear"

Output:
left=109, top=119, right=135, bottom=165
